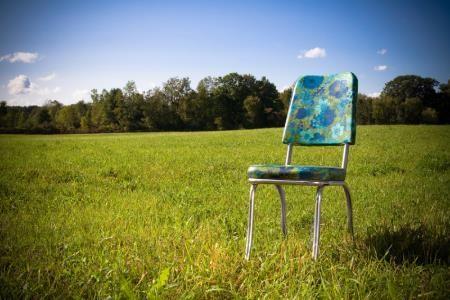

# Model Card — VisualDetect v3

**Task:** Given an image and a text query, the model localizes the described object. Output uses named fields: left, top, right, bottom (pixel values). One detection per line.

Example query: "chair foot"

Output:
left=245, top=184, right=257, bottom=260
left=312, top=185, right=326, bottom=260
left=275, top=185, right=287, bottom=237
left=342, top=183, right=354, bottom=239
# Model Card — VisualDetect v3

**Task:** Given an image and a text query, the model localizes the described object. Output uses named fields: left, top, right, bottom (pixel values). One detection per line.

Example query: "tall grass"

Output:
left=0, top=125, right=449, bottom=298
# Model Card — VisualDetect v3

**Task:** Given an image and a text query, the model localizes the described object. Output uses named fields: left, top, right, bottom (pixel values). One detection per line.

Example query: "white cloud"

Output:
left=39, top=72, right=56, bottom=81
left=36, top=86, right=62, bottom=96
left=377, top=48, right=387, bottom=55
left=368, top=92, right=381, bottom=98
left=72, top=89, right=90, bottom=101
left=7, top=75, right=34, bottom=95
left=298, top=47, right=326, bottom=59
left=7, top=74, right=61, bottom=99
left=0, top=52, right=39, bottom=63
left=374, top=65, right=387, bottom=71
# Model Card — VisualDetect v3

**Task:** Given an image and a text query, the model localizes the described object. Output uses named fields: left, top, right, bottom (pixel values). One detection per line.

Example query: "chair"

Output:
left=245, top=72, right=357, bottom=260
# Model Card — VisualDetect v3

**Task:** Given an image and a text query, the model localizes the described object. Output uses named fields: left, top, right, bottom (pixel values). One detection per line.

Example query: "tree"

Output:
left=213, top=73, right=255, bottom=129
left=381, top=75, right=438, bottom=107
left=0, top=73, right=447, bottom=133
left=372, top=96, right=397, bottom=124
left=401, top=97, right=423, bottom=124
left=437, top=80, right=450, bottom=123
left=279, top=88, right=292, bottom=114
left=421, top=107, right=439, bottom=124
left=243, top=95, right=264, bottom=128
left=80, top=110, right=93, bottom=132
left=256, top=76, right=284, bottom=127
left=143, top=87, right=180, bottom=130
left=356, top=94, right=373, bottom=124
left=192, top=77, right=217, bottom=130
left=56, top=105, right=80, bottom=131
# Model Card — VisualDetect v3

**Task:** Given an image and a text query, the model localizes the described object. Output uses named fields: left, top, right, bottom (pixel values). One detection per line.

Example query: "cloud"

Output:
left=0, top=52, right=39, bottom=63
left=7, top=75, right=34, bottom=95
left=298, top=47, right=326, bottom=59
left=36, top=86, right=62, bottom=96
left=72, top=89, right=90, bottom=101
left=377, top=48, right=387, bottom=55
left=368, top=92, right=381, bottom=98
left=7, top=74, right=61, bottom=98
left=374, top=65, right=387, bottom=71
left=39, top=72, right=56, bottom=81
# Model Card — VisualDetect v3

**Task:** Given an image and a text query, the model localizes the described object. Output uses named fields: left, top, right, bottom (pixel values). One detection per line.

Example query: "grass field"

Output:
left=0, top=126, right=449, bottom=299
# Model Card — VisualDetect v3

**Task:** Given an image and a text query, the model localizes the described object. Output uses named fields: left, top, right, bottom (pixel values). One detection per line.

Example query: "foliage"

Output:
left=0, top=74, right=449, bottom=133
left=0, top=126, right=449, bottom=298
left=359, top=75, right=449, bottom=125
left=381, top=75, right=438, bottom=103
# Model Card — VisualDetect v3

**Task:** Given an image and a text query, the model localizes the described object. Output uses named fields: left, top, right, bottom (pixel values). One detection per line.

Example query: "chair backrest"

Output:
left=282, top=72, right=357, bottom=146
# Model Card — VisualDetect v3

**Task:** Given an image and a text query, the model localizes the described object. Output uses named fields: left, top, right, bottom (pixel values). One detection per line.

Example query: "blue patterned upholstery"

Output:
left=248, top=164, right=346, bottom=181
left=282, top=72, right=357, bottom=145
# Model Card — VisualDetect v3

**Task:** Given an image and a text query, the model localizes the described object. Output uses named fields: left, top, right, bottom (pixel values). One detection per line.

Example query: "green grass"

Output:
left=0, top=125, right=449, bottom=299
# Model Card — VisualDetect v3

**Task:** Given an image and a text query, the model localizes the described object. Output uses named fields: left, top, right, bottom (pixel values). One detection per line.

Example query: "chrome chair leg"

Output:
left=342, top=183, right=354, bottom=239
left=312, top=185, right=325, bottom=260
left=245, top=184, right=257, bottom=260
left=275, top=185, right=287, bottom=237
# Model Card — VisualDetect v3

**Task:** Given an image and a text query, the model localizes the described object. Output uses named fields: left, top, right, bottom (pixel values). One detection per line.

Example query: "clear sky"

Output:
left=1, top=0, right=449, bottom=106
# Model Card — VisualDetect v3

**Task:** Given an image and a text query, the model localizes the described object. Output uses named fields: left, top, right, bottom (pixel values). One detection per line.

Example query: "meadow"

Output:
left=0, top=125, right=449, bottom=299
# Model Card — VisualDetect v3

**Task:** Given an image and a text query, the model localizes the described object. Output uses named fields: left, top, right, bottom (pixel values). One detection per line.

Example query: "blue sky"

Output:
left=0, top=0, right=449, bottom=105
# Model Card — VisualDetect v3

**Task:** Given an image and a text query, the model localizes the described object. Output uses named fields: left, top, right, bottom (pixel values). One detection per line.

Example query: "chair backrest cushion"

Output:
left=282, top=72, right=357, bottom=145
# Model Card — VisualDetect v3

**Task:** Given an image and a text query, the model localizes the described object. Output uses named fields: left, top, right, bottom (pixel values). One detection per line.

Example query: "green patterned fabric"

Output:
left=248, top=164, right=346, bottom=181
left=282, top=72, right=357, bottom=145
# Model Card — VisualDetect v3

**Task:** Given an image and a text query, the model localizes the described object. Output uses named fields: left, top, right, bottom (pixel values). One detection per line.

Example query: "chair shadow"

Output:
left=363, top=224, right=450, bottom=265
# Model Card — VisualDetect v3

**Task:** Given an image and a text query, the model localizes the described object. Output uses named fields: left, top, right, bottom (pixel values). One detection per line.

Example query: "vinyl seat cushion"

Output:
left=248, top=164, right=346, bottom=181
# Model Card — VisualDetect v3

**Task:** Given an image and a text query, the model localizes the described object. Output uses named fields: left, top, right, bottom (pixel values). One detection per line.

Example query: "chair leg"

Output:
left=275, top=185, right=287, bottom=237
left=342, top=183, right=354, bottom=239
left=312, top=185, right=325, bottom=260
left=245, top=184, right=257, bottom=260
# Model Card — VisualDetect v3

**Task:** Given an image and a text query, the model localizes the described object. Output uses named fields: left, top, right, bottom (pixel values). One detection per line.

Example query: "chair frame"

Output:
left=245, top=143, right=354, bottom=260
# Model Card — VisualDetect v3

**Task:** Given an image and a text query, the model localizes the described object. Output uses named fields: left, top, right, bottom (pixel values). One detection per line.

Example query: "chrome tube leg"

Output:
left=275, top=185, right=287, bottom=237
left=342, top=183, right=354, bottom=239
left=245, top=184, right=257, bottom=260
left=312, top=185, right=325, bottom=260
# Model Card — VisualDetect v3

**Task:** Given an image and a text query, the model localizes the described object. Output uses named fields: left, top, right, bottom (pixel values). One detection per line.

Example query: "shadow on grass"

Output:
left=363, top=225, right=450, bottom=265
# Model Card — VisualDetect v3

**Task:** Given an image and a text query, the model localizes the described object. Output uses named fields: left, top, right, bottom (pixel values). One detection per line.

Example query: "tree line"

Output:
left=0, top=73, right=449, bottom=133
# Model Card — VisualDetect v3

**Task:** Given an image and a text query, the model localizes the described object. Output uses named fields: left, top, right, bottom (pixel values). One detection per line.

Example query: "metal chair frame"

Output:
left=245, top=143, right=354, bottom=260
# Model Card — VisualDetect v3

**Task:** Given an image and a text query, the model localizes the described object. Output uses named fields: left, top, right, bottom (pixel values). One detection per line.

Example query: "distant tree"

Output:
left=256, top=76, right=284, bottom=127
left=279, top=88, right=292, bottom=114
left=44, top=100, right=63, bottom=116
left=56, top=105, right=80, bottom=131
left=401, top=97, right=423, bottom=124
left=0, top=101, right=7, bottom=115
left=213, top=73, right=252, bottom=129
left=0, top=73, right=448, bottom=133
left=243, top=95, right=264, bottom=128
left=158, top=77, right=192, bottom=129
left=437, top=80, right=450, bottom=123
left=192, top=77, right=217, bottom=130
left=162, top=77, right=192, bottom=107
left=80, top=109, right=93, bottom=132
left=372, top=96, right=397, bottom=124
left=381, top=75, right=438, bottom=110
left=356, top=94, right=373, bottom=124
left=143, top=87, right=179, bottom=130
left=421, top=107, right=439, bottom=124
left=0, top=101, right=11, bottom=131
left=91, top=89, right=110, bottom=131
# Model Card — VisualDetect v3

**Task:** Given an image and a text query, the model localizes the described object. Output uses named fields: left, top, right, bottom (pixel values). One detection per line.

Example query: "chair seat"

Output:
left=248, top=164, right=346, bottom=181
